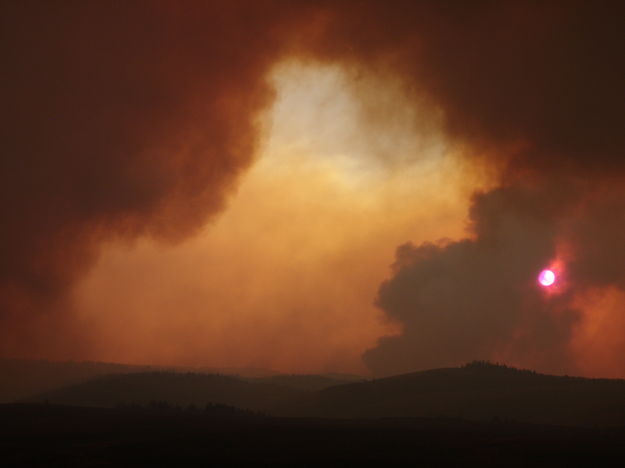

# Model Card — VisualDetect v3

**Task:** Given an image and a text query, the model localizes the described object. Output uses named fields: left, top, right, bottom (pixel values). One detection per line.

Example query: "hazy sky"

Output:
left=2, top=1, right=624, bottom=377
left=71, top=62, right=486, bottom=374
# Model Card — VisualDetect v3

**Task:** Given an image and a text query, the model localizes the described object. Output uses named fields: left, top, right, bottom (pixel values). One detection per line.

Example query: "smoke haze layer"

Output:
left=2, top=1, right=624, bottom=376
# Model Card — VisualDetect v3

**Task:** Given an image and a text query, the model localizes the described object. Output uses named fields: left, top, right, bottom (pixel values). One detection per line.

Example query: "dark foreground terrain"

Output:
left=2, top=403, right=625, bottom=467
left=25, top=361, right=625, bottom=426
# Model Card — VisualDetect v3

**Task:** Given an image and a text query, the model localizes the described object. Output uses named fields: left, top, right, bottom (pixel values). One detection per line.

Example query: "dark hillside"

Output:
left=248, top=373, right=365, bottom=391
left=284, top=362, right=625, bottom=426
left=21, top=361, right=625, bottom=427
left=30, top=372, right=305, bottom=413
left=0, top=359, right=154, bottom=403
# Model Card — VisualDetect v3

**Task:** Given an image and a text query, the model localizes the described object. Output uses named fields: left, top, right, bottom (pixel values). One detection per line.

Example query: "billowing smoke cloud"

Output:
left=2, top=0, right=624, bottom=375
left=308, top=0, right=624, bottom=173
left=365, top=175, right=625, bottom=376
left=0, top=1, right=316, bottom=355
left=364, top=184, right=580, bottom=376
left=333, top=1, right=625, bottom=375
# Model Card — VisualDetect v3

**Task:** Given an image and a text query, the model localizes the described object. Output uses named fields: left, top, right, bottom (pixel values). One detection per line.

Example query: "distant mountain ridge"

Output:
left=0, top=359, right=155, bottom=403
left=9, top=360, right=625, bottom=426
left=282, top=361, right=625, bottom=426
left=25, top=371, right=365, bottom=413
left=30, top=372, right=305, bottom=413
left=0, top=358, right=363, bottom=402
left=249, top=374, right=365, bottom=392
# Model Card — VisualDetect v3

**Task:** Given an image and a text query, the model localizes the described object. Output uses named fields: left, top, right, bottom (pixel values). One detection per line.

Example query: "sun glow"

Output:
left=538, top=269, right=556, bottom=287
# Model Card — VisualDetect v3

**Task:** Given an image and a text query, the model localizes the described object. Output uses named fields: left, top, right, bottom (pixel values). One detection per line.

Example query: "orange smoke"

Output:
left=570, top=288, right=625, bottom=378
left=3, top=1, right=624, bottom=379
left=70, top=62, right=486, bottom=374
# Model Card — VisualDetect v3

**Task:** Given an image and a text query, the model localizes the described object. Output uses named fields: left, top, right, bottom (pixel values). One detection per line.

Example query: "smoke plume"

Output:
left=2, top=1, right=624, bottom=375
left=324, top=0, right=625, bottom=375
left=0, top=1, right=312, bottom=355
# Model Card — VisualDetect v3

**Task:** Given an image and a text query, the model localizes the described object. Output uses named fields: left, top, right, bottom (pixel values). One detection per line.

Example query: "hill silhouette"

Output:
left=284, top=361, right=625, bottom=426
left=0, top=359, right=155, bottom=403
left=248, top=373, right=365, bottom=391
left=29, top=372, right=305, bottom=413
left=0, top=358, right=360, bottom=403
left=18, top=361, right=625, bottom=426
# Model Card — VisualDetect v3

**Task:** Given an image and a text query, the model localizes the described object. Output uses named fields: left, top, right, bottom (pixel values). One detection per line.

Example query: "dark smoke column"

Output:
left=0, top=1, right=308, bottom=357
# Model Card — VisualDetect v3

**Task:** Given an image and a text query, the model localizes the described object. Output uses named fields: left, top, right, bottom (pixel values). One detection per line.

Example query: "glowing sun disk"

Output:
left=538, top=269, right=556, bottom=287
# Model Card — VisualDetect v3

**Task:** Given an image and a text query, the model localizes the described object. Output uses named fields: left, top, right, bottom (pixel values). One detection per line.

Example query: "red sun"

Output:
left=538, top=269, right=556, bottom=287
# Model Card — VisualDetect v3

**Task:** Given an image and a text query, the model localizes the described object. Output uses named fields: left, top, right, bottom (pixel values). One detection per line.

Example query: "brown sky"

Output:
left=2, top=1, right=624, bottom=377
left=70, top=62, right=487, bottom=374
